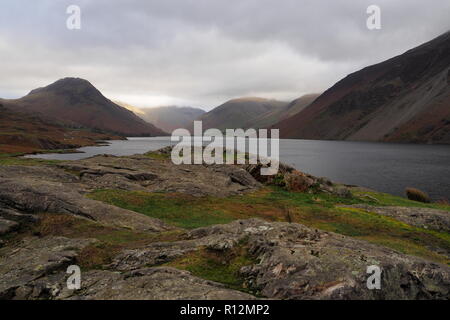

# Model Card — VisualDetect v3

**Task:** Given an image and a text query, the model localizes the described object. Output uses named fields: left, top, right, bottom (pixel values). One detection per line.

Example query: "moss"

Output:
left=166, top=243, right=257, bottom=293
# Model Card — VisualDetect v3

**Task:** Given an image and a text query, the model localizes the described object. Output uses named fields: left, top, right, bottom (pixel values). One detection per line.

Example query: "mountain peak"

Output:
left=12, top=78, right=167, bottom=136
left=28, top=77, right=98, bottom=96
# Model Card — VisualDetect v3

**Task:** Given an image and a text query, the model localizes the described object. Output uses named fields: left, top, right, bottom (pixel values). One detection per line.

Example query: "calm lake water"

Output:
left=27, top=137, right=450, bottom=200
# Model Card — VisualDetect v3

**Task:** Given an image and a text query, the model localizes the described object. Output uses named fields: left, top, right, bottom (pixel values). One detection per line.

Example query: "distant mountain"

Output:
left=2, top=78, right=167, bottom=137
left=197, top=97, right=287, bottom=131
left=249, top=94, right=320, bottom=128
left=275, top=31, right=450, bottom=144
left=117, top=103, right=205, bottom=133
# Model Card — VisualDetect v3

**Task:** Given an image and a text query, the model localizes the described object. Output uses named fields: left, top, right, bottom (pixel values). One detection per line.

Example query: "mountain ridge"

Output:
left=274, top=31, right=450, bottom=144
left=196, top=97, right=287, bottom=131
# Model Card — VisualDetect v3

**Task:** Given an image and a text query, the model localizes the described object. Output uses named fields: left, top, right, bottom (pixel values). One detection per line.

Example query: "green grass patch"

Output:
left=0, top=152, right=26, bottom=158
left=292, top=206, right=450, bottom=265
left=88, top=187, right=450, bottom=264
left=88, top=190, right=239, bottom=229
left=144, top=151, right=171, bottom=160
left=166, top=242, right=257, bottom=293
left=0, top=155, right=62, bottom=166
left=352, top=189, right=450, bottom=211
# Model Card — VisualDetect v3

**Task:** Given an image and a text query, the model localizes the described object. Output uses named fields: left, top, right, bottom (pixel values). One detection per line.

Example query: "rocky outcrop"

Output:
left=0, top=236, right=254, bottom=300
left=0, top=217, right=19, bottom=236
left=0, top=152, right=262, bottom=233
left=58, top=154, right=261, bottom=197
left=111, top=219, right=450, bottom=300
left=243, top=161, right=351, bottom=196
left=5, top=219, right=448, bottom=300
left=62, top=267, right=255, bottom=300
left=0, top=152, right=448, bottom=300
left=0, top=166, right=172, bottom=233
left=234, top=220, right=449, bottom=299
left=0, top=236, right=94, bottom=299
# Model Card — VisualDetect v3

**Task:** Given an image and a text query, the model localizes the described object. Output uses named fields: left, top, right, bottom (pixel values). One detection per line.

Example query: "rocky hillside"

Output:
left=0, top=148, right=449, bottom=300
left=196, top=97, right=287, bottom=131
left=2, top=78, right=167, bottom=137
left=275, top=31, right=450, bottom=144
left=117, top=103, right=206, bottom=133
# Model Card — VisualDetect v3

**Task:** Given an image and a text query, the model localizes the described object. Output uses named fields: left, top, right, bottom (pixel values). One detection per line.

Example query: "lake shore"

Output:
left=1, top=148, right=449, bottom=299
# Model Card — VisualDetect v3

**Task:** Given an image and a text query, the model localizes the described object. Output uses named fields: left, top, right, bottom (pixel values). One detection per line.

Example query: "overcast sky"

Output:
left=0, top=0, right=449, bottom=110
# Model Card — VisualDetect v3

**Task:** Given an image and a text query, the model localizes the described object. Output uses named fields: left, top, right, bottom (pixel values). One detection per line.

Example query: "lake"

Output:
left=26, top=137, right=450, bottom=200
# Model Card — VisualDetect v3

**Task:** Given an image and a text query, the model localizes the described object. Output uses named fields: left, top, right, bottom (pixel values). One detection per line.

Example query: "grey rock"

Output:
left=0, top=168, right=174, bottom=233
left=0, top=217, right=18, bottom=236
left=0, top=207, right=40, bottom=224
left=58, top=154, right=261, bottom=197
left=60, top=267, right=255, bottom=300
left=110, top=218, right=450, bottom=299
left=0, top=236, right=94, bottom=299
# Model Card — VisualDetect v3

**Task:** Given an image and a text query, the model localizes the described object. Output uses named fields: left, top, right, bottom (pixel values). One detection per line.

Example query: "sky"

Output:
left=0, top=0, right=449, bottom=110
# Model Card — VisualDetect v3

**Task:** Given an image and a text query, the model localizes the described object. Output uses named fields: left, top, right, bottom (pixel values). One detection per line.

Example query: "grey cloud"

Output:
left=0, top=0, right=449, bottom=109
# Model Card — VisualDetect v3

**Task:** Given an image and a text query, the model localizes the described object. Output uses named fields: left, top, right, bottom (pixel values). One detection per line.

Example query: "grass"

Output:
left=165, top=240, right=258, bottom=293
left=0, top=156, right=62, bottom=166
left=352, top=188, right=450, bottom=211
left=0, top=152, right=25, bottom=158
left=144, top=150, right=171, bottom=160
left=89, top=187, right=450, bottom=265
left=0, top=152, right=64, bottom=166
left=88, top=190, right=239, bottom=229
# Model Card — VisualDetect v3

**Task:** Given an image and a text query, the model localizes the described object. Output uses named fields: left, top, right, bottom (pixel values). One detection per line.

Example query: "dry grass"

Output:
left=284, top=171, right=311, bottom=192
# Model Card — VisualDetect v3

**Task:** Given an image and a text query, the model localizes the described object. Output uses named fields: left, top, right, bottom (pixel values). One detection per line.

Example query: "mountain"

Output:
left=197, top=97, right=287, bottom=131
left=2, top=78, right=167, bottom=137
left=0, top=103, right=122, bottom=154
left=275, top=31, right=450, bottom=144
left=249, top=94, right=320, bottom=128
left=117, top=103, right=205, bottom=133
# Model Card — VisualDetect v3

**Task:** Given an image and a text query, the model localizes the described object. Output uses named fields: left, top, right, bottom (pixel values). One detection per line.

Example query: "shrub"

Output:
left=405, top=187, right=431, bottom=203
left=284, top=171, right=314, bottom=192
